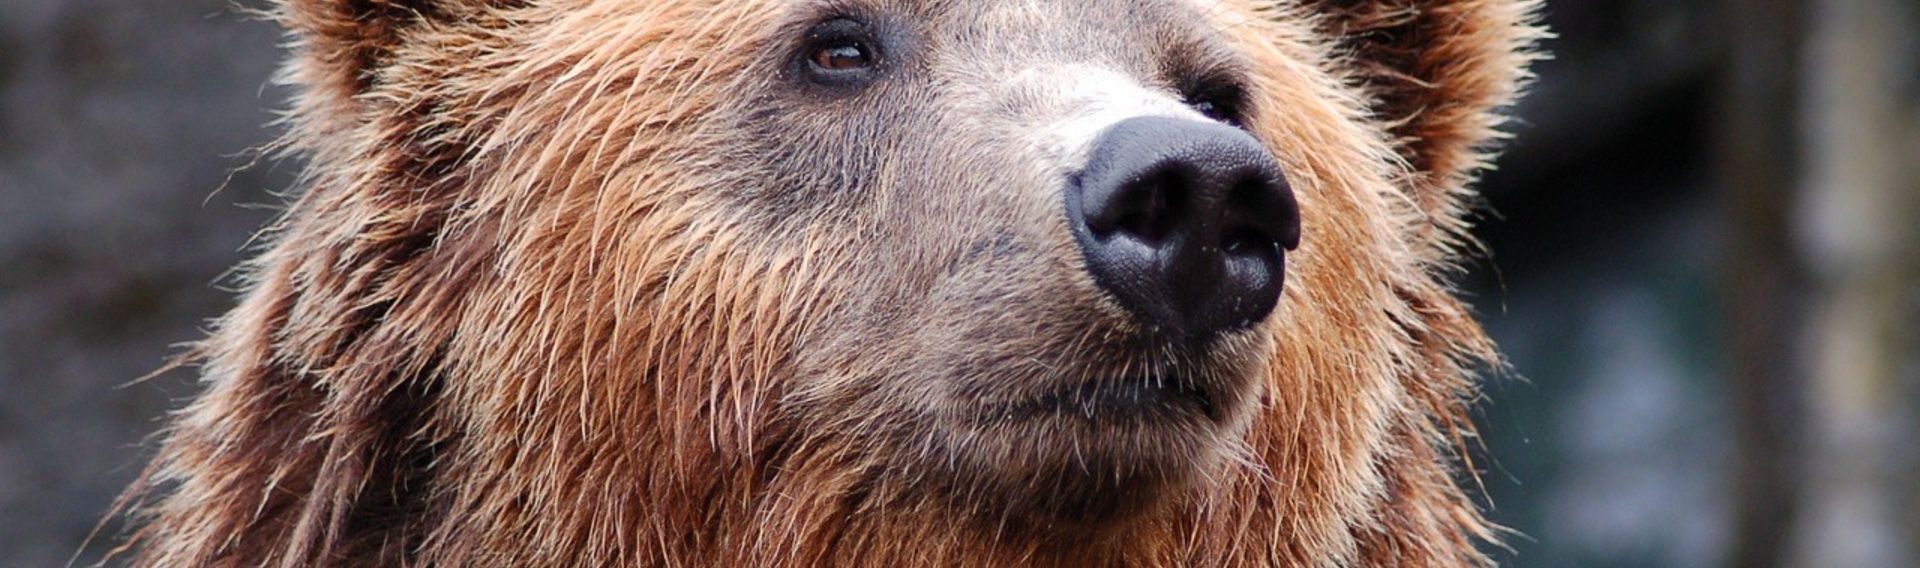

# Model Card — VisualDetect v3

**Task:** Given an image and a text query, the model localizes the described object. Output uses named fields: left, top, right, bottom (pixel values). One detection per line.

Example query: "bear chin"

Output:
left=923, top=355, right=1263, bottom=531
left=933, top=404, right=1238, bottom=532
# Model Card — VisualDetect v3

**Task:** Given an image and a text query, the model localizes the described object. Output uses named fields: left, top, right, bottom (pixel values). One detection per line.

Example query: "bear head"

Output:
left=121, top=1, right=1540, bottom=566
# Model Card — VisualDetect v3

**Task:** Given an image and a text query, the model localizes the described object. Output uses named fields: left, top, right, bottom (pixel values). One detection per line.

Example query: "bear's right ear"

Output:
left=276, top=0, right=430, bottom=93
left=272, top=0, right=503, bottom=123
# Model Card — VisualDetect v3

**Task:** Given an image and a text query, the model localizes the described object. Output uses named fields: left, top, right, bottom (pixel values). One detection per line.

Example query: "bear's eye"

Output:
left=1183, top=82, right=1249, bottom=127
left=799, top=18, right=882, bottom=86
left=812, top=42, right=873, bottom=71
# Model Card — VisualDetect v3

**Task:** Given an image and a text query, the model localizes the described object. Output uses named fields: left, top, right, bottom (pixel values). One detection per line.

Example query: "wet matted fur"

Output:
left=115, top=1, right=1541, bottom=566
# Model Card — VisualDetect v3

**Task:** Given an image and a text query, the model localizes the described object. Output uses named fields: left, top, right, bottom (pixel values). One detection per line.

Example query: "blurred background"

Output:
left=0, top=0, right=1914, bottom=566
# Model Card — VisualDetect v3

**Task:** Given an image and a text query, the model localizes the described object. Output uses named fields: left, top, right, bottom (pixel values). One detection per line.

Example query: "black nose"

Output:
left=1067, top=116, right=1301, bottom=339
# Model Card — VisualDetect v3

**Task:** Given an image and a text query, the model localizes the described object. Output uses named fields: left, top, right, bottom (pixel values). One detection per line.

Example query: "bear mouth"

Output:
left=1017, top=374, right=1217, bottom=423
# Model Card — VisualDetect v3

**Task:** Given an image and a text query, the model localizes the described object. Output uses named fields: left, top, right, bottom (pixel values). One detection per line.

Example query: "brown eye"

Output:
left=812, top=42, right=874, bottom=71
left=799, top=18, right=884, bottom=88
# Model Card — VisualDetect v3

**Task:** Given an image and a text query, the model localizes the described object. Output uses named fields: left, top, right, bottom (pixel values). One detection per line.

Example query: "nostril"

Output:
left=1221, top=177, right=1297, bottom=255
left=1091, top=169, right=1190, bottom=245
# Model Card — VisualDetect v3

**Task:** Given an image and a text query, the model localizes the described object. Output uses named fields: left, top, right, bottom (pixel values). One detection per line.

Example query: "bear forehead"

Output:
left=776, top=0, right=1234, bottom=38
left=753, top=0, right=1253, bottom=98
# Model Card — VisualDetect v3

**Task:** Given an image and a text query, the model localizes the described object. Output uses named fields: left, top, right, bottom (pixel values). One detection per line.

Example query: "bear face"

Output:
left=721, top=1, right=1303, bottom=527
left=121, top=1, right=1540, bottom=566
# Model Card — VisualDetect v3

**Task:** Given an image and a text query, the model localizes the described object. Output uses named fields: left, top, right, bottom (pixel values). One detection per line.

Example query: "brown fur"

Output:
left=116, top=1, right=1541, bottom=566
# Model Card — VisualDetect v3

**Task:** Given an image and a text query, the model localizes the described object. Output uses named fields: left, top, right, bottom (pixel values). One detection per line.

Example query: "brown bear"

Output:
left=116, top=0, right=1540, bottom=566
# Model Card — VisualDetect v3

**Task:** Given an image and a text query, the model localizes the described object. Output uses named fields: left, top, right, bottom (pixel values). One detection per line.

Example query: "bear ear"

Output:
left=272, top=0, right=504, bottom=121
left=1304, top=0, right=1543, bottom=242
left=275, top=0, right=441, bottom=90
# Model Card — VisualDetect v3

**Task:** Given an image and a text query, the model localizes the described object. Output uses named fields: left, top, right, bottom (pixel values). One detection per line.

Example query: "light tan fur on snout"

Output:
left=115, top=0, right=1541, bottom=566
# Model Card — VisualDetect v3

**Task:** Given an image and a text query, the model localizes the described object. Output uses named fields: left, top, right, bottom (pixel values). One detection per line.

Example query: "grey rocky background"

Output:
left=0, top=1, right=284, bottom=565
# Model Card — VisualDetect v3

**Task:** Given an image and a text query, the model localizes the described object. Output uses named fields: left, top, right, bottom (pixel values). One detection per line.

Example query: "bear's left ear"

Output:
left=1304, top=0, right=1543, bottom=242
